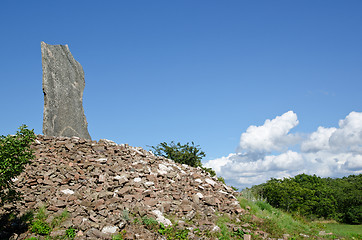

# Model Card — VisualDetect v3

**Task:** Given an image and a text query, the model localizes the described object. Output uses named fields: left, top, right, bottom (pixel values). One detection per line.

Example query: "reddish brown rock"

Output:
left=0, top=135, right=254, bottom=240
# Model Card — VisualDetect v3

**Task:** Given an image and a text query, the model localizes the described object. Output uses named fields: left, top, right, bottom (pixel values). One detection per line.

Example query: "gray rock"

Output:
left=41, top=41, right=91, bottom=140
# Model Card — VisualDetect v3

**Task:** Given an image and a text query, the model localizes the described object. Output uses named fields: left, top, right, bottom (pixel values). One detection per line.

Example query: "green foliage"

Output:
left=65, top=227, right=76, bottom=239
left=0, top=125, right=35, bottom=204
left=216, top=215, right=235, bottom=240
left=237, top=196, right=321, bottom=239
left=25, top=238, right=38, bottom=240
left=112, top=232, right=125, bottom=240
left=158, top=223, right=189, bottom=240
left=214, top=214, right=248, bottom=240
left=35, top=205, right=48, bottom=221
left=142, top=215, right=159, bottom=229
left=327, top=174, right=362, bottom=224
left=137, top=214, right=190, bottom=239
left=255, top=201, right=273, bottom=213
left=231, top=186, right=238, bottom=191
left=51, top=209, right=69, bottom=228
left=31, top=219, right=52, bottom=235
left=253, top=174, right=362, bottom=224
left=149, top=141, right=205, bottom=168
left=30, top=206, right=52, bottom=236
left=112, top=230, right=126, bottom=240
left=324, top=223, right=362, bottom=239
left=217, top=176, right=226, bottom=184
left=201, top=166, right=216, bottom=177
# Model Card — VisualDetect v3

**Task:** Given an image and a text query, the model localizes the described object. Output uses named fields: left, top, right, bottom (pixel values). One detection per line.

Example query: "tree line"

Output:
left=249, top=173, right=361, bottom=224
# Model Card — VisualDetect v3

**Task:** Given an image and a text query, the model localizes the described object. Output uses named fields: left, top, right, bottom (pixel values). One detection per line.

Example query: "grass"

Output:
left=23, top=206, right=77, bottom=239
left=239, top=189, right=362, bottom=240
left=323, top=223, right=362, bottom=240
left=238, top=192, right=323, bottom=239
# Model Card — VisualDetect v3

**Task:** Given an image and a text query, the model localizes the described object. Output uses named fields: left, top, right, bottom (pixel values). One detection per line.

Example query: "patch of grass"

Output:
left=26, top=206, right=80, bottom=239
left=65, top=226, right=76, bottom=239
left=35, top=205, right=48, bottom=221
left=142, top=215, right=159, bottom=230
left=31, top=219, right=52, bottom=235
left=134, top=214, right=190, bottom=240
left=112, top=229, right=126, bottom=240
left=213, top=213, right=250, bottom=240
left=237, top=196, right=321, bottom=239
left=323, top=223, right=362, bottom=239
left=51, top=209, right=69, bottom=228
left=30, top=205, right=52, bottom=235
left=158, top=223, right=189, bottom=240
left=215, top=214, right=234, bottom=240
left=112, top=233, right=124, bottom=240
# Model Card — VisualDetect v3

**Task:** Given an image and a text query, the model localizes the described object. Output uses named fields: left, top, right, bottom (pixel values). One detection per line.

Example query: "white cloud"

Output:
left=329, top=111, right=362, bottom=153
left=300, top=126, right=336, bottom=152
left=204, top=153, right=233, bottom=173
left=204, top=111, right=362, bottom=189
left=238, top=111, right=299, bottom=153
left=343, top=154, right=362, bottom=170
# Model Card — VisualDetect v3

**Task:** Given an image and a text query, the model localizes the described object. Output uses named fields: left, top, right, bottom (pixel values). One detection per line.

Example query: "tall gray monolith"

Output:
left=41, top=41, right=91, bottom=140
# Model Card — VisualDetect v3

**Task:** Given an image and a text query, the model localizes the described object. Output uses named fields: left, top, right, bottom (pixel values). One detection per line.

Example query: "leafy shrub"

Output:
left=255, top=173, right=362, bottom=224
left=0, top=125, right=35, bottom=204
left=149, top=141, right=205, bottom=168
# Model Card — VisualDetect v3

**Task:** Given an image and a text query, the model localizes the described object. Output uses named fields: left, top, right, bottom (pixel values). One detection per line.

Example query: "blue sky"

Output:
left=1, top=1, right=361, bottom=189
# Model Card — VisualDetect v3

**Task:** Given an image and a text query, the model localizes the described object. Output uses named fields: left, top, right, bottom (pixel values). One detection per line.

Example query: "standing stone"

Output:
left=41, top=41, right=91, bottom=140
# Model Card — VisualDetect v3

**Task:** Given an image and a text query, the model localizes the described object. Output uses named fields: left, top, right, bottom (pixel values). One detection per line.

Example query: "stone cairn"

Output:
left=41, top=42, right=91, bottom=140
left=1, top=135, right=267, bottom=240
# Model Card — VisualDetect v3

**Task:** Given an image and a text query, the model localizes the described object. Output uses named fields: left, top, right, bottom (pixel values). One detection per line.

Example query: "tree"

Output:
left=149, top=141, right=205, bottom=168
left=254, top=173, right=362, bottom=223
left=0, top=125, right=36, bottom=205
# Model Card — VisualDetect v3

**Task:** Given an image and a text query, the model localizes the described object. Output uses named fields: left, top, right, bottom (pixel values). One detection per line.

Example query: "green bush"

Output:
left=253, top=174, right=362, bottom=224
left=149, top=141, right=205, bottom=168
left=0, top=125, right=35, bottom=205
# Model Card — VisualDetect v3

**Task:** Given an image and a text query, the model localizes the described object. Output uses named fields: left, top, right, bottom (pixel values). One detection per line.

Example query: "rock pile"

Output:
left=3, top=135, right=252, bottom=240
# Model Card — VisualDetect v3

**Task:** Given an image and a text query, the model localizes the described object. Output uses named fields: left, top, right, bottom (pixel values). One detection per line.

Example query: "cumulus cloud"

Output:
left=329, top=112, right=362, bottom=153
left=204, top=111, right=362, bottom=189
left=300, top=127, right=336, bottom=152
left=238, top=111, right=300, bottom=153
